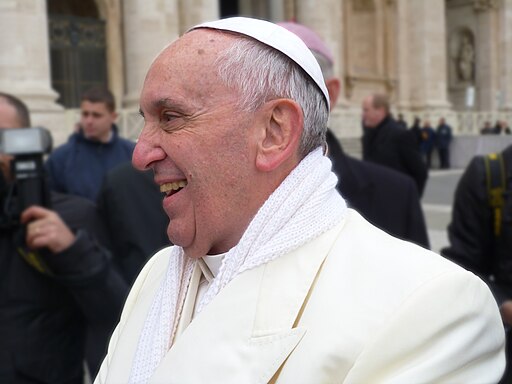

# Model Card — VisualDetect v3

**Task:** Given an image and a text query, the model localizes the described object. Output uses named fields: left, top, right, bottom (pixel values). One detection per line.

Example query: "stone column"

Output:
left=500, top=0, right=512, bottom=110
left=295, top=0, right=349, bottom=136
left=178, top=0, right=219, bottom=33
left=122, top=0, right=181, bottom=109
left=268, top=0, right=285, bottom=21
left=295, top=0, right=347, bottom=106
left=0, top=1, right=61, bottom=111
left=395, top=0, right=411, bottom=110
left=0, top=0, right=65, bottom=140
left=406, top=0, right=451, bottom=111
left=475, top=2, right=500, bottom=110
left=98, top=0, right=124, bottom=109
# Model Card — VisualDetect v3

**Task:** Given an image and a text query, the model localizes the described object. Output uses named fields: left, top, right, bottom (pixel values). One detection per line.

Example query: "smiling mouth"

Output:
left=160, top=180, right=187, bottom=196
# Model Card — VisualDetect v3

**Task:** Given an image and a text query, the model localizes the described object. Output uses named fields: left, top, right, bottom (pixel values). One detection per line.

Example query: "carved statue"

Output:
left=457, top=34, right=475, bottom=82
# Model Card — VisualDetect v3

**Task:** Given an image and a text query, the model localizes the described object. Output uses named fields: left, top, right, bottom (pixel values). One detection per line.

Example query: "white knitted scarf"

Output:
left=128, top=148, right=347, bottom=384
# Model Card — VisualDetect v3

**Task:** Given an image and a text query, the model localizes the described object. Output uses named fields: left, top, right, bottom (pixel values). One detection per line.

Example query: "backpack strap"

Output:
left=484, top=153, right=506, bottom=236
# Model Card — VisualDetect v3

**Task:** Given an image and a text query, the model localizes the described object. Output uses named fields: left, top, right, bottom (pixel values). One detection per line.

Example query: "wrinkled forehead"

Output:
left=149, top=29, right=234, bottom=77
left=141, top=30, right=238, bottom=109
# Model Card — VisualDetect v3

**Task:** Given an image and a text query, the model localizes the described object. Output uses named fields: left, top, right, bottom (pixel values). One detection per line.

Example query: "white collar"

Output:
left=202, top=253, right=225, bottom=279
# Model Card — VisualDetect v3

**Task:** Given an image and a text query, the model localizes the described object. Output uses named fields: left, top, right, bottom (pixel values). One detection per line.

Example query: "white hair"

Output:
left=214, top=36, right=329, bottom=158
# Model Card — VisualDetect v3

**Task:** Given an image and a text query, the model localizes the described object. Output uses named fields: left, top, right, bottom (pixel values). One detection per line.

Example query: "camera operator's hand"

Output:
left=21, top=206, right=76, bottom=253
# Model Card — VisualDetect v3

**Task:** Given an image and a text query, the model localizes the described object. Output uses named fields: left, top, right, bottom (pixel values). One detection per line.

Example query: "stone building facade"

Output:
left=1, top=0, right=511, bottom=145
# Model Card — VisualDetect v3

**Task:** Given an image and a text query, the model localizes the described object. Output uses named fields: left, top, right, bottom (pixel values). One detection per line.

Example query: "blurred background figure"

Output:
left=494, top=120, right=512, bottom=135
left=441, top=144, right=512, bottom=383
left=420, top=120, right=436, bottom=169
left=45, top=86, right=135, bottom=201
left=361, top=93, right=428, bottom=196
left=481, top=121, right=494, bottom=134
left=97, top=162, right=170, bottom=285
left=396, top=113, right=407, bottom=129
left=279, top=21, right=429, bottom=249
left=409, top=116, right=422, bottom=149
left=436, top=117, right=453, bottom=169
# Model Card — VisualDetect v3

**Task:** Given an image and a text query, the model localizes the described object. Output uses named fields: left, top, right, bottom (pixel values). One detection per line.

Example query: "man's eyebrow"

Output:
left=140, top=99, right=188, bottom=115
left=154, top=98, right=187, bottom=111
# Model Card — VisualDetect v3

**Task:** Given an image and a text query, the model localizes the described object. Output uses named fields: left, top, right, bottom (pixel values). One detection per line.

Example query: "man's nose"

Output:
left=132, top=128, right=166, bottom=171
left=82, top=114, right=93, bottom=124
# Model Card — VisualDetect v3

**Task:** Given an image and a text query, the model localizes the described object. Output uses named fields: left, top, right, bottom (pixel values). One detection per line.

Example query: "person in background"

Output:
left=420, top=120, right=436, bottom=169
left=45, top=86, right=135, bottom=201
left=0, top=92, right=127, bottom=382
left=396, top=113, right=407, bottom=129
left=409, top=116, right=422, bottom=148
left=278, top=21, right=429, bottom=249
left=436, top=117, right=453, bottom=169
left=494, top=120, right=512, bottom=135
left=442, top=144, right=512, bottom=383
left=481, top=121, right=494, bottom=134
left=362, top=93, right=428, bottom=196
left=96, top=162, right=170, bottom=285
left=95, top=17, right=504, bottom=383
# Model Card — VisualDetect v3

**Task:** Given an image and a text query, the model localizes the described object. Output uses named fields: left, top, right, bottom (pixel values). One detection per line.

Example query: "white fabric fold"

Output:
left=129, top=147, right=347, bottom=384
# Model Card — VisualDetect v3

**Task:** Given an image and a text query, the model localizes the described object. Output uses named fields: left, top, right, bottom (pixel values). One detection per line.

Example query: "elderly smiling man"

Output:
left=95, top=17, right=505, bottom=384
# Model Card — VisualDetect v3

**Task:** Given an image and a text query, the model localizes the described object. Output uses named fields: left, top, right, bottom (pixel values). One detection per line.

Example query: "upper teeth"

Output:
left=161, top=181, right=187, bottom=193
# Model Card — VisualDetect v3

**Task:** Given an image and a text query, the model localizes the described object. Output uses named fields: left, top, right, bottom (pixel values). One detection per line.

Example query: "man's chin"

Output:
left=167, top=228, right=201, bottom=258
left=83, top=132, right=99, bottom=141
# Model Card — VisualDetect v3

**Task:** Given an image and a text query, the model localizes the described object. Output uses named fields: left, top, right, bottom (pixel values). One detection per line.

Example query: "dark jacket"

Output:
left=97, top=162, right=170, bottom=285
left=0, top=191, right=127, bottom=383
left=420, top=126, right=436, bottom=153
left=362, top=116, right=428, bottom=196
left=327, top=130, right=430, bottom=249
left=442, top=145, right=512, bottom=305
left=436, top=123, right=452, bottom=149
left=46, top=126, right=135, bottom=202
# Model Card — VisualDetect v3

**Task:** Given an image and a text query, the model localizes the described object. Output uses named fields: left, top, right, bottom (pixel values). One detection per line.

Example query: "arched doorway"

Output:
left=48, top=0, right=108, bottom=108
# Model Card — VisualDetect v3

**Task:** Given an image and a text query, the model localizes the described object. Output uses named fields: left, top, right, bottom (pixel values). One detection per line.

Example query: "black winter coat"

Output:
left=442, top=145, right=512, bottom=305
left=97, top=162, right=170, bottom=285
left=327, top=130, right=430, bottom=249
left=0, top=191, right=127, bottom=383
left=362, top=116, right=428, bottom=196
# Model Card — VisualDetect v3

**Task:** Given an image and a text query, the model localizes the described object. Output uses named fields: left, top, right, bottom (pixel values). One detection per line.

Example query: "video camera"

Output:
left=0, top=127, right=53, bottom=229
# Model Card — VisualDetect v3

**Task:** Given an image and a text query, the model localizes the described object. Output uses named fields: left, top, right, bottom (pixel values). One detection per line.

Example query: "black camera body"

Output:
left=0, top=127, right=53, bottom=229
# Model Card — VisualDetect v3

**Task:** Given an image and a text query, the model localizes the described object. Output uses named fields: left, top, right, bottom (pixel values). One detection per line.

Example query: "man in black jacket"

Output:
left=279, top=22, right=429, bottom=249
left=442, top=144, right=512, bottom=383
left=97, top=162, right=170, bottom=284
left=326, top=130, right=429, bottom=248
left=362, top=94, right=428, bottom=196
left=0, top=93, right=127, bottom=383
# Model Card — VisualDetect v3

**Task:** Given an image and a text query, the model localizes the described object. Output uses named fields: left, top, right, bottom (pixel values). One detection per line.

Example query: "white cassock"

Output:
left=95, top=209, right=505, bottom=384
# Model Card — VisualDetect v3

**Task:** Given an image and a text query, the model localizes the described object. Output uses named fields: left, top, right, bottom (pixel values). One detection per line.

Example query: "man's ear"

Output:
left=325, top=78, right=340, bottom=111
left=255, top=99, right=303, bottom=172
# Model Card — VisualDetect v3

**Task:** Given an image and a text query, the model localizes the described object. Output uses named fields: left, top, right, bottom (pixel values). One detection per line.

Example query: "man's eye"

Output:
left=163, top=114, right=178, bottom=122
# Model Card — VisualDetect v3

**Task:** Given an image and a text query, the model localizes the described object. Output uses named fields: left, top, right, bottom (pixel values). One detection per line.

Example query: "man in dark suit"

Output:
left=362, top=94, right=428, bottom=196
left=326, top=130, right=429, bottom=247
left=97, top=162, right=170, bottom=284
left=278, top=22, right=429, bottom=249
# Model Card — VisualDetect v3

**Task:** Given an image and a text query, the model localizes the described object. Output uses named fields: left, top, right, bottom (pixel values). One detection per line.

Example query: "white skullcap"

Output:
left=189, top=17, right=330, bottom=111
